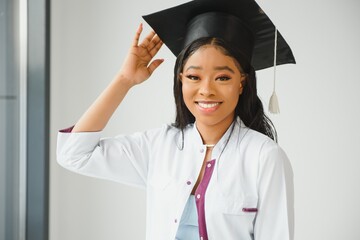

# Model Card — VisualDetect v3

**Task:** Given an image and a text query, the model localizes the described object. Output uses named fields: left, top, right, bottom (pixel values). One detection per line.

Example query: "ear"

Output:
left=179, top=73, right=183, bottom=83
left=239, top=83, right=243, bottom=95
left=239, top=75, right=247, bottom=95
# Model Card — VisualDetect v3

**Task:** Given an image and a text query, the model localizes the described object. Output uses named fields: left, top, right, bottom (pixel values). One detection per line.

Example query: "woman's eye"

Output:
left=186, top=75, right=199, bottom=80
left=216, top=76, right=231, bottom=81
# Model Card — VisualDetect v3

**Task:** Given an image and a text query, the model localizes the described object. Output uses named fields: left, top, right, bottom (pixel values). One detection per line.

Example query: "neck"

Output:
left=196, top=117, right=235, bottom=146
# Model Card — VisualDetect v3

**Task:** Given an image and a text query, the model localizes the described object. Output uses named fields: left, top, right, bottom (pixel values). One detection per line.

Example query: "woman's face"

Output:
left=180, top=45, right=246, bottom=130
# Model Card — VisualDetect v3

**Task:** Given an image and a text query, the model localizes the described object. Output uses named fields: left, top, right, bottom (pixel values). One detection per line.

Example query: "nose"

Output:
left=199, top=79, right=215, bottom=97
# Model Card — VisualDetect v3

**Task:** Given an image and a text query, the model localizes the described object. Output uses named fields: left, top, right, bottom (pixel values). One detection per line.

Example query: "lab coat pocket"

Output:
left=218, top=196, right=258, bottom=235
left=221, top=196, right=258, bottom=216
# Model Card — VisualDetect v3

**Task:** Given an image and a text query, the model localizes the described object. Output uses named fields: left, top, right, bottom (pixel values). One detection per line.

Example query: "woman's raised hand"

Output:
left=117, top=23, right=164, bottom=86
left=72, top=24, right=164, bottom=132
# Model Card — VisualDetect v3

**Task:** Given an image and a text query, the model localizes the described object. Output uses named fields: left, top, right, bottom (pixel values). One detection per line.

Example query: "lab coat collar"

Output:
left=190, top=117, right=246, bottom=159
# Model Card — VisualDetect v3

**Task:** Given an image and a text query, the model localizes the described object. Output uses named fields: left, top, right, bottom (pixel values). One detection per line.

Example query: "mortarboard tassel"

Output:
left=269, top=26, right=280, bottom=114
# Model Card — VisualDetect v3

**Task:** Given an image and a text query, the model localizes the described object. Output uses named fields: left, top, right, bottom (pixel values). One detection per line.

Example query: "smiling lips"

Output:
left=196, top=101, right=222, bottom=113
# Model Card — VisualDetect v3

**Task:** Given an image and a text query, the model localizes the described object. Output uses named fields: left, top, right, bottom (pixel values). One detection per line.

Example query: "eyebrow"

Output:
left=185, top=66, right=202, bottom=71
left=214, top=66, right=235, bottom=73
left=185, top=65, right=235, bottom=73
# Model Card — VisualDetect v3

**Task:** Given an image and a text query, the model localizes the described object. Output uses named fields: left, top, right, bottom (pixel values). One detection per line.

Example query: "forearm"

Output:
left=72, top=74, right=134, bottom=132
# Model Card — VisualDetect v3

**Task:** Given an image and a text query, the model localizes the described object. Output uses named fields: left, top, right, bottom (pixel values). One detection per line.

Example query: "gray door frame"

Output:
left=26, top=0, right=50, bottom=239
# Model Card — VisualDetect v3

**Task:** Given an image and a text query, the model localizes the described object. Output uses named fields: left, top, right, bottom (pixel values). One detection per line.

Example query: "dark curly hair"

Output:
left=173, top=37, right=277, bottom=141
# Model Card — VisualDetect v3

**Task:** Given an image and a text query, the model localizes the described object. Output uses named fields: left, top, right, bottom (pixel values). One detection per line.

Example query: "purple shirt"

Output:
left=194, top=159, right=216, bottom=240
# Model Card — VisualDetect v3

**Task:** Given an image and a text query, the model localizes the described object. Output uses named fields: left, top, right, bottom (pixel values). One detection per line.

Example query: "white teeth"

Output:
left=198, top=102, right=219, bottom=109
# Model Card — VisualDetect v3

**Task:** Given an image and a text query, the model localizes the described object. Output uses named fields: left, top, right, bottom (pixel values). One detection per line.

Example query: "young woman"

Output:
left=57, top=1, right=295, bottom=239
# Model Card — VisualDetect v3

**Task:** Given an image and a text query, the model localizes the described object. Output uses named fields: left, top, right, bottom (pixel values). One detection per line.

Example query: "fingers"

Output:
left=147, top=39, right=164, bottom=75
left=146, top=33, right=160, bottom=50
left=132, top=23, right=143, bottom=47
left=131, top=24, right=164, bottom=75
left=132, top=24, right=162, bottom=53
left=148, top=37, right=163, bottom=57
left=139, top=30, right=156, bottom=48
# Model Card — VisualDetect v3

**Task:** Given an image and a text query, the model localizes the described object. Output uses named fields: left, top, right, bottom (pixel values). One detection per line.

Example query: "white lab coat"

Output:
left=57, top=118, right=294, bottom=240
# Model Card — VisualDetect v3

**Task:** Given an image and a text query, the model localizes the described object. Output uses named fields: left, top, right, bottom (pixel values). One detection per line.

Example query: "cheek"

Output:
left=181, top=85, right=191, bottom=109
left=181, top=84, right=187, bottom=100
left=224, top=88, right=241, bottom=106
left=225, top=86, right=241, bottom=97
left=181, top=83, right=194, bottom=100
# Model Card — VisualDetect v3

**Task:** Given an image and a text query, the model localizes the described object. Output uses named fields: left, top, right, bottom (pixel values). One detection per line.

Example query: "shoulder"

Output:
left=121, top=123, right=182, bottom=145
left=232, top=118, right=277, bottom=150
left=235, top=124, right=276, bottom=152
left=238, top=125, right=288, bottom=164
left=148, top=123, right=182, bottom=137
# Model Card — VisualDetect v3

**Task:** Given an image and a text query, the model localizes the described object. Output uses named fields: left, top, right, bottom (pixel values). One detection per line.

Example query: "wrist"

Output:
left=113, top=72, right=137, bottom=89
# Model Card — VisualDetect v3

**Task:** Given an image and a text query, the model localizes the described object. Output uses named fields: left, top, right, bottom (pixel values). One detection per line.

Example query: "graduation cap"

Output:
left=142, top=0, right=295, bottom=71
left=143, top=0, right=295, bottom=113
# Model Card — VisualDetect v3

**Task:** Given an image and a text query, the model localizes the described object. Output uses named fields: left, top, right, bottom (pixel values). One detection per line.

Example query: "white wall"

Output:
left=50, top=0, right=360, bottom=239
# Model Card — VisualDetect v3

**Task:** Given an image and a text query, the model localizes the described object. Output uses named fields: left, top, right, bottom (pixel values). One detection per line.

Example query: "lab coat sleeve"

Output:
left=56, top=126, right=157, bottom=189
left=254, top=141, right=294, bottom=240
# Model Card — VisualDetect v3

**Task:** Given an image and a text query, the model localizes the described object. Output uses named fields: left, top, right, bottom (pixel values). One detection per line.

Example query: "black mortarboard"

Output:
left=143, top=0, right=295, bottom=71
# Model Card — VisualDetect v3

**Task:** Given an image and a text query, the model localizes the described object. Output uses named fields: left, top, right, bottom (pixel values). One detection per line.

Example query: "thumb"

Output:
left=148, top=59, right=164, bottom=75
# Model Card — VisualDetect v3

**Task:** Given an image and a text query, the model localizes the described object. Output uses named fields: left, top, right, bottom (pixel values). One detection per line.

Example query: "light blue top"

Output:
left=175, top=195, right=199, bottom=240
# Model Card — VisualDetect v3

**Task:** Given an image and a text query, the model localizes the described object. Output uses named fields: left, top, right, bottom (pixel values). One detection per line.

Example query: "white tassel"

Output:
left=269, top=26, right=280, bottom=114
left=269, top=91, right=280, bottom=113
